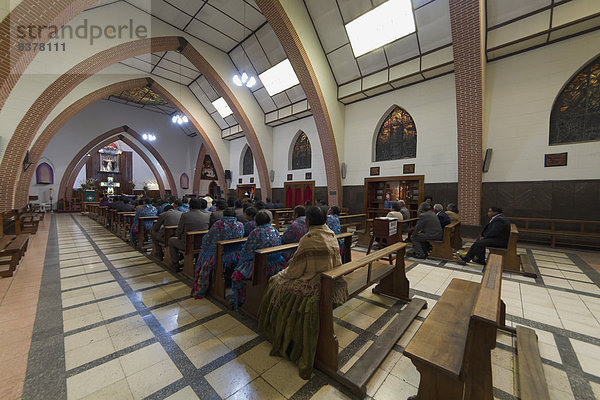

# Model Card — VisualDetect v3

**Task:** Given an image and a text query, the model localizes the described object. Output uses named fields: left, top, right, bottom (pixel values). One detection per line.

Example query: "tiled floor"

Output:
left=6, top=214, right=600, bottom=399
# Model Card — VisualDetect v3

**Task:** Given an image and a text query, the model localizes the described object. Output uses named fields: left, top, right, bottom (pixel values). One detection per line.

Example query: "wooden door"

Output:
left=236, top=184, right=256, bottom=200
left=283, top=181, right=315, bottom=207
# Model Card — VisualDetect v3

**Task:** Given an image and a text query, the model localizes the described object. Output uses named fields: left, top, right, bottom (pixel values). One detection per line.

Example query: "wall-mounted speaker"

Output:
left=269, top=169, right=275, bottom=182
left=341, top=162, right=347, bottom=179
left=224, top=169, right=232, bottom=180
left=482, top=148, right=493, bottom=172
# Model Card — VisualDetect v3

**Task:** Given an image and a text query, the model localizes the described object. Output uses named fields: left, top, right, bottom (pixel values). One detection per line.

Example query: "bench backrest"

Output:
left=185, top=230, right=209, bottom=251
left=442, top=221, right=460, bottom=242
left=507, top=223, right=518, bottom=254
left=471, top=254, right=503, bottom=325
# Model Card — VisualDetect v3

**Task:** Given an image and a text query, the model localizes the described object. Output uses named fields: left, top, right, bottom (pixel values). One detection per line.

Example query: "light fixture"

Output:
left=142, top=133, right=156, bottom=141
left=171, top=113, right=188, bottom=125
left=233, top=71, right=257, bottom=88
left=345, top=0, right=416, bottom=57
left=259, top=59, right=300, bottom=96
left=212, top=97, right=233, bottom=118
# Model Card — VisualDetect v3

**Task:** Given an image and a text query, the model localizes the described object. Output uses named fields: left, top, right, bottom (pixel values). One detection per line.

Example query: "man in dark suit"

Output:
left=408, top=202, right=443, bottom=259
left=115, top=197, right=135, bottom=212
left=460, top=206, right=510, bottom=265
left=151, top=205, right=182, bottom=258
left=434, top=203, right=451, bottom=229
left=168, top=198, right=210, bottom=271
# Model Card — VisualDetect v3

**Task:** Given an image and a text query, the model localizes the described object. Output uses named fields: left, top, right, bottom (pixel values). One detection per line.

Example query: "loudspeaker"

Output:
left=341, top=162, right=347, bottom=179
left=269, top=169, right=275, bottom=182
left=482, top=148, right=493, bottom=172
left=224, top=169, right=232, bottom=179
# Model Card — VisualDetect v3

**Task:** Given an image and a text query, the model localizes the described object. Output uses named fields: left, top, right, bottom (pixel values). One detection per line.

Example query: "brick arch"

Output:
left=1, top=36, right=269, bottom=210
left=255, top=1, right=342, bottom=206
left=61, top=134, right=167, bottom=200
left=193, top=144, right=208, bottom=195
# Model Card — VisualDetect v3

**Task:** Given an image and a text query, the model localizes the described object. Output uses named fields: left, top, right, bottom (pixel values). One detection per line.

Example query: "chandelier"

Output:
left=171, top=113, right=188, bottom=125
left=233, top=72, right=256, bottom=88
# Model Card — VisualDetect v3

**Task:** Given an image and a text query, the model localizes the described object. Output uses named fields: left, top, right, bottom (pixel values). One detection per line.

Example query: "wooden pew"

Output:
left=210, top=237, right=248, bottom=307
left=98, top=206, right=108, bottom=227
left=136, top=216, right=159, bottom=251
left=316, top=242, right=427, bottom=396
left=0, top=234, right=30, bottom=277
left=16, top=213, right=40, bottom=235
left=121, top=213, right=135, bottom=241
left=273, top=210, right=295, bottom=231
left=428, top=221, right=461, bottom=261
left=403, top=254, right=505, bottom=400
left=489, top=224, right=536, bottom=278
left=509, top=217, right=600, bottom=249
left=159, top=225, right=178, bottom=266
left=338, top=213, right=366, bottom=233
left=238, top=232, right=354, bottom=320
left=181, top=230, right=208, bottom=279
left=516, top=326, right=550, bottom=400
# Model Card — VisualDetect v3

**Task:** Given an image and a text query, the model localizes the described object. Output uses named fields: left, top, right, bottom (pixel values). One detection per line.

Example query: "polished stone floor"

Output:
left=1, top=214, right=599, bottom=399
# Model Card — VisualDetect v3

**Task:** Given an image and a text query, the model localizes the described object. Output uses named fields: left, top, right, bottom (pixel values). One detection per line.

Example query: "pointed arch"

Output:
left=550, top=54, right=600, bottom=145
left=35, top=162, right=54, bottom=185
left=373, top=105, right=418, bottom=162
left=289, top=130, right=312, bottom=170
left=180, top=173, right=190, bottom=190
left=241, top=145, right=254, bottom=176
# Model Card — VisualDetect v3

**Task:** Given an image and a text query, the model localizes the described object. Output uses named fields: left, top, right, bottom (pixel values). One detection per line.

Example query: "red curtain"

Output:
left=304, top=185, right=312, bottom=204
left=295, top=187, right=302, bottom=206
left=286, top=187, right=293, bottom=208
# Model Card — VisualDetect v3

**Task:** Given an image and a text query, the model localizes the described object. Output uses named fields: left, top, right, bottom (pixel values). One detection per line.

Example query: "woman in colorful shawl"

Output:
left=326, top=206, right=345, bottom=256
left=191, top=208, right=244, bottom=299
left=280, top=205, right=307, bottom=262
left=258, top=206, right=345, bottom=379
left=243, top=207, right=258, bottom=237
left=231, top=211, right=285, bottom=309
left=130, top=197, right=158, bottom=243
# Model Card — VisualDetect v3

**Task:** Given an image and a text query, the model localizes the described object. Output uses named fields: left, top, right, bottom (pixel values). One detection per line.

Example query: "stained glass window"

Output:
left=550, top=56, right=600, bottom=145
left=242, top=146, right=254, bottom=175
left=291, top=132, right=311, bottom=170
left=375, top=106, right=417, bottom=161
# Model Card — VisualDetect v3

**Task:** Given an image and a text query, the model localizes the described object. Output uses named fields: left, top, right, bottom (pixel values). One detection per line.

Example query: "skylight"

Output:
left=212, top=97, right=233, bottom=118
left=258, top=59, right=300, bottom=96
left=345, top=0, right=416, bottom=58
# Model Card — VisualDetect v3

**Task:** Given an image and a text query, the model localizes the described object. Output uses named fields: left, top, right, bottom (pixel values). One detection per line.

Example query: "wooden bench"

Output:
left=0, top=234, right=30, bottom=277
left=157, top=225, right=178, bottom=266
left=404, top=254, right=505, bottom=400
left=516, top=326, right=550, bottom=400
left=182, top=230, right=208, bottom=280
left=98, top=206, right=108, bottom=227
left=210, top=237, right=248, bottom=307
left=509, top=217, right=600, bottom=249
left=237, top=232, right=354, bottom=320
left=316, top=241, right=427, bottom=396
left=338, top=213, right=366, bottom=234
left=273, top=210, right=295, bottom=231
left=489, top=224, right=536, bottom=278
left=16, top=214, right=40, bottom=235
left=428, top=221, right=461, bottom=261
left=136, top=216, right=159, bottom=251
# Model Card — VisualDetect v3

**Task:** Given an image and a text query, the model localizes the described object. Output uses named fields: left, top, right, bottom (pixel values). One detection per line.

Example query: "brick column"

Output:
left=449, top=0, right=484, bottom=226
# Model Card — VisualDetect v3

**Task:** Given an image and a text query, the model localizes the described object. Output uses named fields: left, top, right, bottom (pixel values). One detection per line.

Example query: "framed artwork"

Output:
left=403, top=164, right=415, bottom=174
left=292, top=132, right=312, bottom=169
left=238, top=178, right=243, bottom=184
left=544, top=152, right=568, bottom=167
left=250, top=177, right=254, bottom=183
left=287, top=174, right=293, bottom=181
left=375, top=106, right=417, bottom=161
left=200, top=155, right=217, bottom=180
left=370, top=167, right=380, bottom=176
left=305, top=172, right=312, bottom=179
left=180, top=173, right=189, bottom=189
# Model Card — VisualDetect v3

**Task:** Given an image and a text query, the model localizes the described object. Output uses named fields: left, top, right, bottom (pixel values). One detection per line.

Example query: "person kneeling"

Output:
left=257, top=206, right=346, bottom=379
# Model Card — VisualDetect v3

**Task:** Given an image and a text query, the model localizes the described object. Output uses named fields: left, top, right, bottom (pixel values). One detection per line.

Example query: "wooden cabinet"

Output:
left=284, top=181, right=315, bottom=208
left=236, top=184, right=256, bottom=200
left=364, top=175, right=424, bottom=218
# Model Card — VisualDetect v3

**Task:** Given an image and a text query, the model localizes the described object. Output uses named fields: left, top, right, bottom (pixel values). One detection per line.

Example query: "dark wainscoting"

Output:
left=272, top=188, right=283, bottom=204
left=315, top=187, right=328, bottom=204
left=343, top=186, right=365, bottom=214
left=424, top=183, right=458, bottom=208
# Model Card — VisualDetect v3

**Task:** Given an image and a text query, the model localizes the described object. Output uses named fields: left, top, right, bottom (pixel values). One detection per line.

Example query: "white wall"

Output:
left=229, top=138, right=260, bottom=190
left=484, top=29, right=600, bottom=182
left=28, top=100, right=202, bottom=204
left=343, top=74, right=458, bottom=186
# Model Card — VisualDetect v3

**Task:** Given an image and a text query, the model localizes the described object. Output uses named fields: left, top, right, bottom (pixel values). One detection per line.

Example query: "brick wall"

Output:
left=449, top=0, right=483, bottom=226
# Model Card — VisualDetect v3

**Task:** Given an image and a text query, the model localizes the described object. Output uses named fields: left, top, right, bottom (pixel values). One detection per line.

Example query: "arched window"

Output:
left=242, top=146, right=254, bottom=175
left=550, top=55, right=600, bottom=145
left=374, top=106, right=417, bottom=161
left=291, top=131, right=311, bottom=170
left=180, top=173, right=189, bottom=189
left=36, top=162, right=54, bottom=184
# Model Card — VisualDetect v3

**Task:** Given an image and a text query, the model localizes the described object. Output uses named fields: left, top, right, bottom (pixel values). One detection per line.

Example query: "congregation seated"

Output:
left=243, top=207, right=257, bottom=237
left=326, top=206, right=341, bottom=234
left=231, top=210, right=285, bottom=309
left=168, top=198, right=210, bottom=271
left=386, top=202, right=404, bottom=221
left=446, top=202, right=460, bottom=223
left=234, top=200, right=247, bottom=223
left=255, top=200, right=273, bottom=220
left=130, top=197, right=157, bottom=243
left=281, top=206, right=307, bottom=261
left=460, top=206, right=509, bottom=265
left=174, top=198, right=189, bottom=213
left=151, top=205, right=182, bottom=258
left=209, top=199, right=227, bottom=228
left=99, top=196, right=109, bottom=207
left=258, top=205, right=344, bottom=379
left=434, top=203, right=451, bottom=229
left=398, top=199, right=411, bottom=220
left=265, top=197, right=275, bottom=209
left=112, top=196, right=135, bottom=212
left=191, top=207, right=244, bottom=299
left=407, top=202, right=443, bottom=259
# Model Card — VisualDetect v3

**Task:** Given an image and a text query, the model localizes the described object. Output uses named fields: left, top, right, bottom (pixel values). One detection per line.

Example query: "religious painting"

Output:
left=99, top=143, right=121, bottom=172
left=180, top=173, right=189, bottom=189
left=250, top=177, right=254, bottom=183
left=201, top=155, right=217, bottom=180
left=544, top=152, right=568, bottom=167
left=287, top=174, right=293, bottom=181
left=291, top=131, right=311, bottom=170
left=375, top=106, right=417, bottom=161
left=403, top=164, right=415, bottom=174
left=239, top=178, right=243, bottom=184
left=550, top=55, right=600, bottom=145
left=370, top=166, right=380, bottom=176
left=305, top=172, right=312, bottom=179
left=242, top=146, right=254, bottom=175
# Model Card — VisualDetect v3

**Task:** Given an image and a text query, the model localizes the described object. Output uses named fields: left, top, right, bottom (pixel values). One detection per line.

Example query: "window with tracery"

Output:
left=375, top=106, right=417, bottom=161
left=291, top=132, right=311, bottom=170
left=242, top=146, right=254, bottom=175
left=550, top=55, right=600, bottom=145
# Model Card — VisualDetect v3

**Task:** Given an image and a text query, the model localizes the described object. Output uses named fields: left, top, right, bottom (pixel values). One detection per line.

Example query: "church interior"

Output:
left=1, top=0, right=600, bottom=399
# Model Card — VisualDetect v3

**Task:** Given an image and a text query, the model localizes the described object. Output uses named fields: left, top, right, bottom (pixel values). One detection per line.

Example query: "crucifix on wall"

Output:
left=100, top=176, right=120, bottom=195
